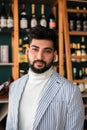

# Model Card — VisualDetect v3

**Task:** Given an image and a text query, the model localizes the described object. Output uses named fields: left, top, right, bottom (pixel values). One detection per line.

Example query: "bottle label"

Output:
left=40, top=19, right=47, bottom=27
left=31, top=19, right=37, bottom=28
left=49, top=21, right=56, bottom=29
left=7, top=18, right=14, bottom=28
left=1, top=17, right=7, bottom=28
left=20, top=19, right=28, bottom=29
left=0, top=45, right=9, bottom=62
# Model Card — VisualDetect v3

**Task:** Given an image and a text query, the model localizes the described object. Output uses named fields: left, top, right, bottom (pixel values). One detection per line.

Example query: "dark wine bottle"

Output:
left=82, top=7, right=87, bottom=31
left=20, top=3, right=28, bottom=29
left=48, top=7, right=56, bottom=29
left=69, top=13, right=75, bottom=31
left=80, top=36, right=86, bottom=62
left=30, top=4, right=38, bottom=28
left=75, top=6, right=82, bottom=31
left=0, top=2, right=7, bottom=29
left=7, top=3, right=14, bottom=29
left=39, top=4, right=47, bottom=27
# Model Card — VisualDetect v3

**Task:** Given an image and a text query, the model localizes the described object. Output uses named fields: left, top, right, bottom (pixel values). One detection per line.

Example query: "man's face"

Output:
left=26, top=39, right=56, bottom=73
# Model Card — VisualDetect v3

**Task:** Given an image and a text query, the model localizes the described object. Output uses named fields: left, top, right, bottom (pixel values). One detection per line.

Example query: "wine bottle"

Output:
left=69, top=13, right=75, bottom=31
left=80, top=36, right=86, bottom=62
left=30, top=4, right=38, bottom=28
left=7, top=3, right=14, bottom=29
left=73, top=67, right=77, bottom=79
left=76, top=43, right=81, bottom=62
left=22, top=36, right=29, bottom=63
left=18, top=38, right=23, bottom=63
left=39, top=4, right=47, bottom=27
left=75, top=6, right=82, bottom=31
left=0, top=2, right=7, bottom=30
left=48, top=7, right=56, bottom=29
left=20, top=3, right=28, bottom=29
left=71, top=42, right=76, bottom=62
left=82, top=7, right=87, bottom=31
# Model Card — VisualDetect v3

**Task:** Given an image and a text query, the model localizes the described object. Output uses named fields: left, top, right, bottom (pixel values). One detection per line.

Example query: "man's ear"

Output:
left=54, top=51, right=58, bottom=62
left=26, top=46, right=29, bottom=57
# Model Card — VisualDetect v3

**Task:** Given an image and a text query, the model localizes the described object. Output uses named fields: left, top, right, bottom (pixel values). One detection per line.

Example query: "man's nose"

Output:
left=37, top=50, right=43, bottom=59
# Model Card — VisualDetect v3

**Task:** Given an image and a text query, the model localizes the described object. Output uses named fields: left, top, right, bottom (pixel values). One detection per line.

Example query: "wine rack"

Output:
left=63, top=0, right=87, bottom=129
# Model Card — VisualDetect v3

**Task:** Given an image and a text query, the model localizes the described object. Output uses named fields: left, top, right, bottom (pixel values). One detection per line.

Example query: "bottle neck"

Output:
left=32, top=4, right=35, bottom=14
left=41, top=4, right=45, bottom=15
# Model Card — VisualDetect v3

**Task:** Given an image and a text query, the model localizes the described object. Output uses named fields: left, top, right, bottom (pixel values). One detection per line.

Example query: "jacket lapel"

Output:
left=13, top=74, right=29, bottom=129
left=33, top=71, right=64, bottom=130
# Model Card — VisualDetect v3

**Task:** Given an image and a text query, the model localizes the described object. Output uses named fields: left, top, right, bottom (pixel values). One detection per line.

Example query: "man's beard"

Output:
left=29, top=60, right=53, bottom=74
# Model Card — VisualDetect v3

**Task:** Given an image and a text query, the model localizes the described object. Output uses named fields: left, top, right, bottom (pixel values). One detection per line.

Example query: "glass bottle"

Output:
left=69, top=13, right=75, bottom=31
left=30, top=4, right=38, bottom=28
left=7, top=3, right=14, bottom=29
left=75, top=6, right=82, bottom=31
left=80, top=36, right=86, bottom=62
left=82, top=7, right=87, bottom=31
left=0, top=2, right=7, bottom=29
left=39, top=4, right=47, bottom=27
left=20, top=3, right=28, bottom=29
left=48, top=7, right=56, bottom=29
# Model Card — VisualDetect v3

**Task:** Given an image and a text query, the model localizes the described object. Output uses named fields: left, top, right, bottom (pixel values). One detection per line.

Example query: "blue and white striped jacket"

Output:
left=6, top=70, right=84, bottom=130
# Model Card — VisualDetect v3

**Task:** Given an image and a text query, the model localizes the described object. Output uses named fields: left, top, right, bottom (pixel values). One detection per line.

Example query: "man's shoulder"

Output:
left=9, top=74, right=28, bottom=92
left=52, top=70, right=78, bottom=92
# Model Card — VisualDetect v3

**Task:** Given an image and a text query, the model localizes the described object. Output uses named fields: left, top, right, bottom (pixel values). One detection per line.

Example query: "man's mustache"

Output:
left=33, top=60, right=46, bottom=65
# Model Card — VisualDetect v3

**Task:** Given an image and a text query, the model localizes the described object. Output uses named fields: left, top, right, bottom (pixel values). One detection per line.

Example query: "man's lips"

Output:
left=35, top=61, right=44, bottom=66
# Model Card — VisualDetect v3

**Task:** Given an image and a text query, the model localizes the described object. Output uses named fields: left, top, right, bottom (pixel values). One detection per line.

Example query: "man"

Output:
left=6, top=25, right=84, bottom=130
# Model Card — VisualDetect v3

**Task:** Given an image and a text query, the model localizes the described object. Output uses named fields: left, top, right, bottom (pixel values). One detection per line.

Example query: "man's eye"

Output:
left=32, top=48, right=38, bottom=51
left=44, top=50, right=52, bottom=53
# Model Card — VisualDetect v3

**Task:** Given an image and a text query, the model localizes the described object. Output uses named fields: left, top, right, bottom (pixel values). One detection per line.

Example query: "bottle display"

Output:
left=48, top=7, right=56, bottom=29
left=7, top=3, right=14, bottom=29
left=20, top=3, right=28, bottom=29
left=30, top=4, right=38, bottom=28
left=39, top=4, right=47, bottom=27
left=0, top=2, right=7, bottom=29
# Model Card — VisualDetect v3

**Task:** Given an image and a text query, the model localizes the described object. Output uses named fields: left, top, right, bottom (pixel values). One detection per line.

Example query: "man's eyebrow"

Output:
left=30, top=45, right=39, bottom=48
left=43, top=48, right=54, bottom=51
left=30, top=45, right=54, bottom=50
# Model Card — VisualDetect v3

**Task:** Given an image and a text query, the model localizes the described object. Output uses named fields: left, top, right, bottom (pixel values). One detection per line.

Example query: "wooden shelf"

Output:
left=0, top=63, right=13, bottom=66
left=18, top=0, right=58, bottom=5
left=67, top=0, right=87, bottom=3
left=71, top=55, right=87, bottom=59
left=67, top=9, right=87, bottom=13
left=73, top=79, right=87, bottom=83
left=69, top=31, right=87, bottom=36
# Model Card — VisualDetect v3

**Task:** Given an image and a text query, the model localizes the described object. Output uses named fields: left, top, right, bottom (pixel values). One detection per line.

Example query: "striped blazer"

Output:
left=6, top=70, right=84, bottom=130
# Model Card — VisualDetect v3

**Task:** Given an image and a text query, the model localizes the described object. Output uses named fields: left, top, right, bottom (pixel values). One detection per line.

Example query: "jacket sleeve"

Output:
left=65, top=85, right=84, bottom=130
left=6, top=83, right=14, bottom=130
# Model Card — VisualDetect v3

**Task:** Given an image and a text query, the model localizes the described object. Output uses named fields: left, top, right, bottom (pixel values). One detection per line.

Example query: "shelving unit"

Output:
left=63, top=0, right=87, bottom=129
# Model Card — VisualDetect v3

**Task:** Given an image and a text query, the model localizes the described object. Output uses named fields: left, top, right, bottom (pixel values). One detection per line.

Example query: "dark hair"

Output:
left=28, top=25, right=58, bottom=50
